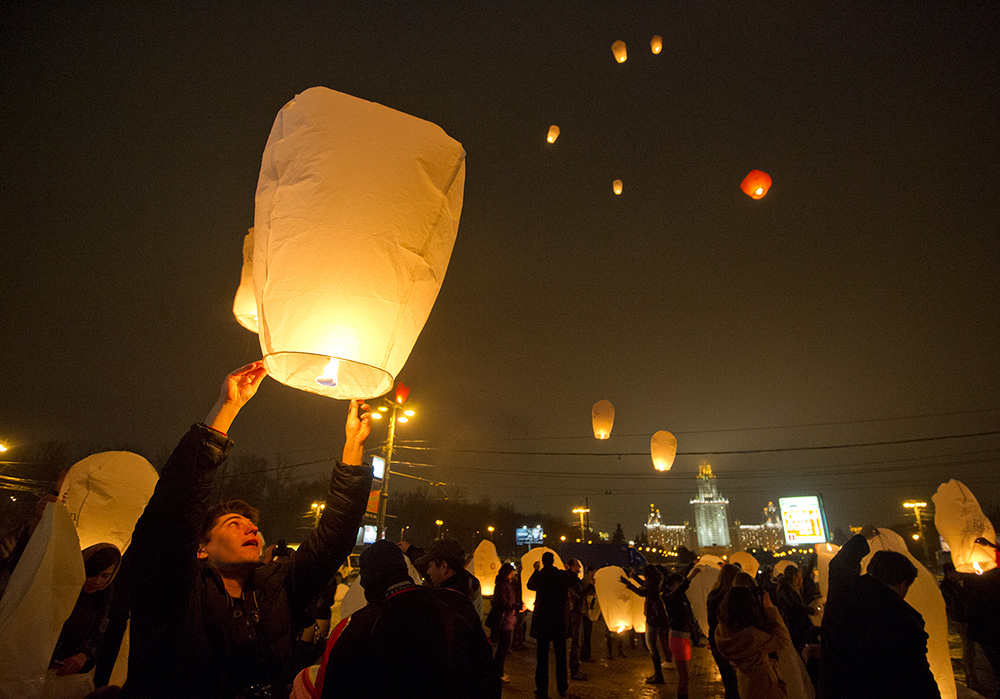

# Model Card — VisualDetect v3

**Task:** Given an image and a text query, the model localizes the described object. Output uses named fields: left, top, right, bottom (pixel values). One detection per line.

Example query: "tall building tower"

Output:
left=690, top=463, right=731, bottom=548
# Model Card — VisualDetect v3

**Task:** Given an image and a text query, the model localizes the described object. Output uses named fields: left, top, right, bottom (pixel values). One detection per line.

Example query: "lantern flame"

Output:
left=755, top=187, right=764, bottom=196
left=316, top=357, right=339, bottom=387
left=973, top=561, right=984, bottom=575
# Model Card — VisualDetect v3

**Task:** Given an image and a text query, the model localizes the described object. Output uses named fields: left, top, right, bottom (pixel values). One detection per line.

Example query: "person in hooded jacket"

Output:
left=715, top=585, right=792, bottom=699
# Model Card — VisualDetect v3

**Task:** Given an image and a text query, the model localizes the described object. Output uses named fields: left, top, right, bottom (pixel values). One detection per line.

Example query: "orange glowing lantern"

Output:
left=592, top=400, right=614, bottom=439
left=740, top=170, right=772, bottom=199
left=651, top=430, right=677, bottom=471
left=651, top=36, right=663, bottom=54
left=933, top=479, right=997, bottom=574
left=232, top=228, right=259, bottom=333
left=611, top=41, right=627, bottom=63
left=394, top=382, right=410, bottom=405
left=613, top=179, right=623, bottom=195
left=547, top=125, right=560, bottom=144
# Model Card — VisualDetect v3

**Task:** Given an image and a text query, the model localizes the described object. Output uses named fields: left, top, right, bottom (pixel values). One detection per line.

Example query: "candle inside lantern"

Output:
left=316, top=357, right=340, bottom=387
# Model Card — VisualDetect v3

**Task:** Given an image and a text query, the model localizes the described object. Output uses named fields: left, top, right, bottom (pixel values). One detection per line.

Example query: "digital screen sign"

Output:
left=779, top=496, right=828, bottom=545
left=370, top=455, right=386, bottom=480
left=516, top=525, right=544, bottom=546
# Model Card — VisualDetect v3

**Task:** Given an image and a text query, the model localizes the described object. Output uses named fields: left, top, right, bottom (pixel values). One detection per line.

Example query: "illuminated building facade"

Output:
left=645, top=505, right=694, bottom=549
left=690, top=463, right=731, bottom=549
left=734, top=501, right=786, bottom=551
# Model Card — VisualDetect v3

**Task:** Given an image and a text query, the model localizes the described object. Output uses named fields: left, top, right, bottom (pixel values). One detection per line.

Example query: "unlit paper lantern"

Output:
left=59, top=451, right=159, bottom=553
left=521, top=547, right=564, bottom=612
left=611, top=41, right=627, bottom=63
left=612, top=179, right=623, bottom=195
left=651, top=36, right=663, bottom=54
left=232, top=228, right=259, bottom=333
left=933, top=479, right=997, bottom=574
left=594, top=566, right=633, bottom=633
left=254, top=87, right=466, bottom=399
left=592, top=400, right=614, bottom=439
left=740, top=169, right=772, bottom=199
left=650, top=430, right=677, bottom=471
left=467, top=540, right=502, bottom=597
left=547, top=125, right=560, bottom=144
left=729, top=551, right=760, bottom=577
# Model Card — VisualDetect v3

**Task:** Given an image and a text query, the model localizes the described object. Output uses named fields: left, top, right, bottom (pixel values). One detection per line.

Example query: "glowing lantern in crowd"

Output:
left=59, top=451, right=159, bottom=553
left=254, top=87, right=466, bottom=399
left=815, top=541, right=840, bottom=598
left=933, top=479, right=997, bottom=574
left=695, top=554, right=725, bottom=568
left=611, top=41, right=627, bottom=63
left=651, top=36, right=663, bottom=54
left=773, top=559, right=796, bottom=577
left=686, top=564, right=720, bottom=636
left=612, top=179, right=623, bottom=195
left=232, top=228, right=259, bottom=333
left=521, top=547, right=563, bottom=612
left=594, top=566, right=633, bottom=633
left=650, top=430, right=677, bottom=471
left=547, top=125, right=560, bottom=144
left=467, top=540, right=502, bottom=596
left=740, top=169, right=772, bottom=199
left=591, top=400, right=614, bottom=439
left=729, top=551, right=760, bottom=577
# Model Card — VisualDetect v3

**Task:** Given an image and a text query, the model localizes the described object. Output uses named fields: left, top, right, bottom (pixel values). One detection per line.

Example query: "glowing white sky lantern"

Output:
left=591, top=400, right=614, bottom=439
left=686, top=563, right=720, bottom=636
left=651, top=35, right=663, bottom=54
left=611, top=40, right=627, bottom=63
left=612, top=179, right=623, bottom=195
left=594, top=566, right=633, bottom=633
left=520, top=546, right=563, bottom=612
left=58, top=451, right=159, bottom=553
left=546, top=125, right=560, bottom=144
left=695, top=553, right=725, bottom=568
left=232, top=228, right=259, bottom=333
left=254, top=87, right=466, bottom=399
left=933, top=479, right=997, bottom=574
left=467, top=539, right=502, bottom=596
left=814, top=541, right=839, bottom=599
left=650, top=430, right=677, bottom=471
left=729, top=551, right=759, bottom=577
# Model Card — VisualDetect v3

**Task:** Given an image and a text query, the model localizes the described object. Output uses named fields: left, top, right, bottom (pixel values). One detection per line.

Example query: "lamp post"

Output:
left=310, top=502, right=325, bottom=528
left=572, top=507, right=590, bottom=542
left=435, top=519, right=444, bottom=539
left=904, top=501, right=932, bottom=566
left=373, top=383, right=414, bottom=538
left=487, top=525, right=495, bottom=541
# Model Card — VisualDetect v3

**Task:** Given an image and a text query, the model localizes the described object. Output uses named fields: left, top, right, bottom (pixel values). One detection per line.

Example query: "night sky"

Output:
left=2, top=3, right=998, bottom=539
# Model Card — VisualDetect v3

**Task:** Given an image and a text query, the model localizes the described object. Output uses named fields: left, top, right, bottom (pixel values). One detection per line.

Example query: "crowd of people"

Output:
left=2, top=362, right=999, bottom=699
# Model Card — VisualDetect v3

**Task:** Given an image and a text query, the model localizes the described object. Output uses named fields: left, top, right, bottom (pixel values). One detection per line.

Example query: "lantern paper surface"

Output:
left=58, top=451, right=159, bottom=553
left=254, top=87, right=466, bottom=399
left=232, top=228, right=259, bottom=333
left=773, top=559, right=796, bottom=578
left=685, top=564, right=721, bottom=636
left=611, top=41, right=627, bottom=63
left=467, top=540, right=502, bottom=597
left=591, top=400, right=614, bottom=439
left=650, top=430, right=678, bottom=471
left=612, top=179, right=623, bottom=195
left=933, top=479, right=997, bottom=574
left=0, top=503, right=85, bottom=698
left=546, top=125, right=560, bottom=144
left=594, top=566, right=633, bottom=633
left=521, top=547, right=563, bottom=612
left=740, top=169, right=772, bottom=199
left=695, top=554, right=725, bottom=569
left=863, top=529, right=956, bottom=699
left=729, top=551, right=759, bottom=577
left=814, top=542, right=839, bottom=599
left=651, top=36, right=663, bottom=54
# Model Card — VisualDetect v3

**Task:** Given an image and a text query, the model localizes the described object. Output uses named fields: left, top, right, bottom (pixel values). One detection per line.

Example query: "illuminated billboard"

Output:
left=516, top=525, right=544, bottom=546
left=779, top=496, right=828, bottom=545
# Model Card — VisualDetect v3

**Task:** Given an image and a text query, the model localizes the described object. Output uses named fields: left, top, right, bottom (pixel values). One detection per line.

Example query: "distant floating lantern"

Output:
left=546, top=125, right=560, bottom=144
left=592, top=400, right=614, bottom=439
left=611, top=41, right=627, bottom=63
left=651, top=430, right=677, bottom=471
left=232, top=228, right=259, bottom=333
left=740, top=169, right=772, bottom=199
left=613, top=179, right=623, bottom=195
left=933, top=479, right=997, bottom=574
left=651, top=36, right=663, bottom=54
left=254, top=87, right=466, bottom=399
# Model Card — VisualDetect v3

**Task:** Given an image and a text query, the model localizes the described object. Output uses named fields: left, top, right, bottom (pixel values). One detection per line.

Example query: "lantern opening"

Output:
left=265, top=352, right=393, bottom=399
left=973, top=561, right=984, bottom=575
left=316, top=357, right=340, bottom=387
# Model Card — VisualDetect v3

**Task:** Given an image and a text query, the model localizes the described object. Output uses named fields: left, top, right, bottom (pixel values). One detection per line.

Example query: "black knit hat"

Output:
left=359, top=540, right=411, bottom=602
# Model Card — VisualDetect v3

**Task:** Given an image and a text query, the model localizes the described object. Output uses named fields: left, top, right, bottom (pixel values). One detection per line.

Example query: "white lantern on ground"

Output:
left=729, top=551, right=759, bottom=577
left=685, top=564, right=720, bottom=636
left=594, top=566, right=633, bottom=633
left=232, top=228, right=259, bottom=333
left=254, top=87, right=466, bottom=399
left=933, top=479, right=997, bottom=574
left=651, top=430, right=677, bottom=471
left=591, top=400, right=614, bottom=439
left=467, top=540, right=502, bottom=597
left=520, top=547, right=563, bottom=612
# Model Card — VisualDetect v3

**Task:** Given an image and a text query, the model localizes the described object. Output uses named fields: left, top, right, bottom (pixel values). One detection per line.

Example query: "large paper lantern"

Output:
left=59, top=451, right=159, bottom=553
left=650, top=36, right=663, bottom=54
left=232, top=228, right=259, bottom=333
left=650, top=430, right=677, bottom=471
left=520, top=547, right=563, bottom=612
left=740, top=169, right=772, bottom=199
left=814, top=541, right=839, bottom=599
left=695, top=554, right=725, bottom=569
left=933, top=479, right=997, bottom=574
left=467, top=540, right=502, bottom=597
left=591, top=400, right=614, bottom=439
left=594, top=566, right=634, bottom=633
left=612, top=179, right=623, bottom=195
left=254, top=87, right=466, bottom=399
left=685, top=564, right=721, bottom=636
left=611, top=41, right=627, bottom=63
left=772, top=559, right=797, bottom=578
left=630, top=587, right=646, bottom=634
left=546, top=125, right=560, bottom=144
left=729, top=551, right=760, bottom=577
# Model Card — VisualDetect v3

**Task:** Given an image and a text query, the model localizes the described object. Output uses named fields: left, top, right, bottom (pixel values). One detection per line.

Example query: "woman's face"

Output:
left=82, top=565, right=116, bottom=594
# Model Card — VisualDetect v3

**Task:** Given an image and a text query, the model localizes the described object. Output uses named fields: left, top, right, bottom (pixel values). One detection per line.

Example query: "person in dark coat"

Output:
left=820, top=527, right=940, bottom=699
left=122, top=362, right=373, bottom=699
left=315, top=540, right=500, bottom=699
left=774, top=564, right=815, bottom=654
left=489, top=562, right=521, bottom=682
left=621, top=564, right=671, bottom=685
left=707, top=563, right=741, bottom=699
left=412, top=537, right=484, bottom=621
left=527, top=551, right=574, bottom=698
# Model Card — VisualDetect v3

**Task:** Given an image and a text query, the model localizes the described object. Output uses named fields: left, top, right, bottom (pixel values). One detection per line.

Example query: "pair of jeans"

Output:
left=645, top=624, right=670, bottom=678
left=535, top=636, right=567, bottom=696
left=568, top=613, right=584, bottom=674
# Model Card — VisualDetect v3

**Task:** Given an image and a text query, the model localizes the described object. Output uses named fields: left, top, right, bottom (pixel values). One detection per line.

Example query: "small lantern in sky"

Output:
left=740, top=169, right=772, bottom=199
left=651, top=36, right=663, bottom=54
left=613, top=179, right=623, bottom=195
left=254, top=87, right=466, bottom=399
left=933, top=479, right=997, bottom=574
left=611, top=41, right=627, bottom=63
left=592, top=400, right=614, bottom=439
left=232, top=228, right=259, bottom=333
left=650, top=430, right=677, bottom=471
left=546, top=125, right=560, bottom=144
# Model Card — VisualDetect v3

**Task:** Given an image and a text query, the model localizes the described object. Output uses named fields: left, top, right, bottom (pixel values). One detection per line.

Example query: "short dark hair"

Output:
left=200, top=500, right=259, bottom=545
left=541, top=551, right=554, bottom=566
left=867, top=551, right=918, bottom=587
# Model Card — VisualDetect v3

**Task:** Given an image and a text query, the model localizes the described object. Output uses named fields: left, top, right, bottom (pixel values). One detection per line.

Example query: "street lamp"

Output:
left=487, top=525, right=495, bottom=540
left=572, top=507, right=590, bottom=541
left=435, top=519, right=444, bottom=539
left=904, top=501, right=932, bottom=566
left=373, top=383, right=414, bottom=538
left=310, top=502, right=325, bottom=528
